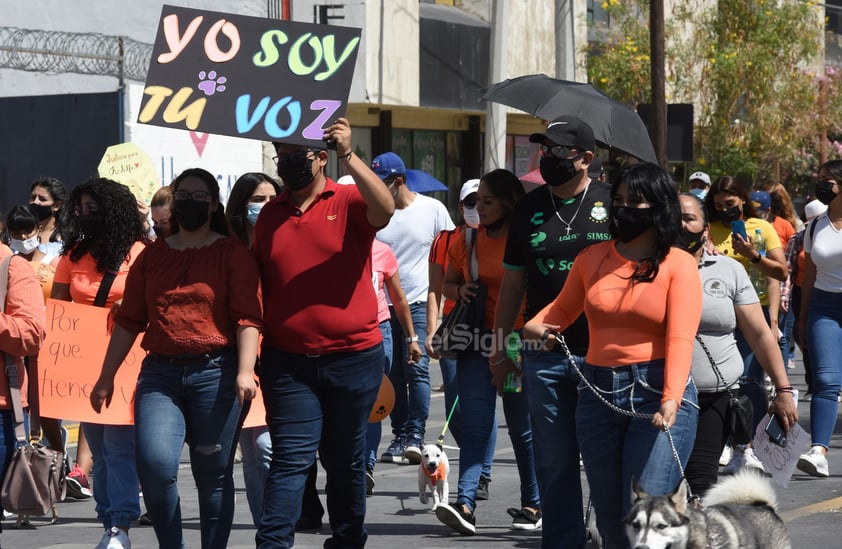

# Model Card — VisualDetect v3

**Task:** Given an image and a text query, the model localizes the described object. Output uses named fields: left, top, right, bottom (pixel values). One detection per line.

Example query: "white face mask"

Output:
left=10, top=235, right=40, bottom=255
left=246, top=202, right=265, bottom=225
left=463, top=207, right=480, bottom=229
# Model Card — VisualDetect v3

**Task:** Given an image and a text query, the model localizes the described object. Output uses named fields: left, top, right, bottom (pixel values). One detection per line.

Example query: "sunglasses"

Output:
left=462, top=196, right=478, bottom=208
left=539, top=144, right=580, bottom=159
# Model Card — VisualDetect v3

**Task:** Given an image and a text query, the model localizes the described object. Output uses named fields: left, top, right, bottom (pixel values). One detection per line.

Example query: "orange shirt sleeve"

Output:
left=529, top=248, right=587, bottom=333
left=662, top=250, right=703, bottom=404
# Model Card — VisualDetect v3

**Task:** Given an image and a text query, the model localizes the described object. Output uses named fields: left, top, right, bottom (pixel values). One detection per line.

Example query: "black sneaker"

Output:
left=403, top=435, right=424, bottom=464
left=476, top=475, right=491, bottom=501
left=365, top=468, right=375, bottom=496
left=436, top=503, right=476, bottom=536
left=507, top=507, right=542, bottom=531
left=380, top=437, right=406, bottom=463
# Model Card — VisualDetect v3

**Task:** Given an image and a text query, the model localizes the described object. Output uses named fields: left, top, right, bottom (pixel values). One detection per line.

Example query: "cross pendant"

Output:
left=565, top=226, right=572, bottom=236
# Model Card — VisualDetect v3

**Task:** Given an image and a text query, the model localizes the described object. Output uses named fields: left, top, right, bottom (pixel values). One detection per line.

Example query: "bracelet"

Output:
left=776, top=385, right=794, bottom=391
left=750, top=254, right=762, bottom=264
left=338, top=151, right=353, bottom=161
left=405, top=336, right=419, bottom=343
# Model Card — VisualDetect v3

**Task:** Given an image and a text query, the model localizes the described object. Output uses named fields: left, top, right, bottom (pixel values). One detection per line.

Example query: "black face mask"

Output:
left=815, top=181, right=839, bottom=205
left=278, top=156, right=315, bottom=191
left=676, top=228, right=705, bottom=253
left=718, top=205, right=742, bottom=222
left=29, top=203, right=54, bottom=221
left=539, top=156, right=580, bottom=187
left=609, top=205, right=655, bottom=243
left=78, top=213, right=101, bottom=236
left=172, top=199, right=210, bottom=232
left=153, top=225, right=167, bottom=238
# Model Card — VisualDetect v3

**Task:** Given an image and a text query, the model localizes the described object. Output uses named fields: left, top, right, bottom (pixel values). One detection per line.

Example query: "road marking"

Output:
left=781, top=496, right=842, bottom=522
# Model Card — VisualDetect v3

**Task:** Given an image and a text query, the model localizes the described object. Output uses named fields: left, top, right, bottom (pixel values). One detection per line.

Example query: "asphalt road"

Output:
left=5, top=352, right=842, bottom=548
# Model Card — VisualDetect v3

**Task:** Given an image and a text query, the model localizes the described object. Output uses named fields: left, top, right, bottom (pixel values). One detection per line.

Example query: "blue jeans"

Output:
left=134, top=350, right=246, bottom=549
left=388, top=302, right=430, bottom=440
left=83, top=422, right=140, bottom=529
left=257, top=343, right=383, bottom=549
left=239, top=426, right=271, bottom=526
left=366, top=321, right=392, bottom=470
left=735, top=305, right=771, bottom=431
left=577, top=361, right=698, bottom=549
left=438, top=355, right=463, bottom=446
left=501, top=389, right=539, bottom=508
left=522, top=348, right=586, bottom=548
left=807, top=289, right=842, bottom=449
left=778, top=305, right=795, bottom=366
left=455, top=351, right=506, bottom=511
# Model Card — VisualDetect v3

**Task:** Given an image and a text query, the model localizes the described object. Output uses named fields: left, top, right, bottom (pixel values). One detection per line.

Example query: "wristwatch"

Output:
left=750, top=254, right=762, bottom=264
left=405, top=336, right=419, bottom=343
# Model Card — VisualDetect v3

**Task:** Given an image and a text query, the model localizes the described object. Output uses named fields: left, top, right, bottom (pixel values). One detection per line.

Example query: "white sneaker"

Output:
left=718, top=445, right=732, bottom=466
left=103, top=527, right=131, bottom=549
left=798, top=446, right=830, bottom=477
left=743, top=447, right=766, bottom=473
left=722, top=447, right=744, bottom=475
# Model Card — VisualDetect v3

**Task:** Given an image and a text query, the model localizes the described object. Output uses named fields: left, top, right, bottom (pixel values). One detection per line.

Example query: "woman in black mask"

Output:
left=678, top=192, right=797, bottom=497
left=90, top=167, right=262, bottom=549
left=29, top=176, right=66, bottom=255
left=703, top=176, right=788, bottom=473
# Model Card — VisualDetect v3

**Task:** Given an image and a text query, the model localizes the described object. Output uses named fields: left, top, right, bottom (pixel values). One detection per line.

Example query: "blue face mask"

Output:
left=246, top=202, right=264, bottom=225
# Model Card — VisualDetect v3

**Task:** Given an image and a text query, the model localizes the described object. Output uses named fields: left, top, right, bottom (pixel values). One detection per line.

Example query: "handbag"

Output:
left=695, top=335, right=754, bottom=445
left=0, top=255, right=66, bottom=517
left=432, top=228, right=488, bottom=359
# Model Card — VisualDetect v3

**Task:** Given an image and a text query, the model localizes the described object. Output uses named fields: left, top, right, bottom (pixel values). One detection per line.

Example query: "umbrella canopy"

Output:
left=406, top=169, right=448, bottom=193
left=482, top=74, right=657, bottom=164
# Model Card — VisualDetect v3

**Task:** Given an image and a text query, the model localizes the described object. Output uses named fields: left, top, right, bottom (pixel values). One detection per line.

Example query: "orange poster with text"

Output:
left=37, top=299, right=144, bottom=425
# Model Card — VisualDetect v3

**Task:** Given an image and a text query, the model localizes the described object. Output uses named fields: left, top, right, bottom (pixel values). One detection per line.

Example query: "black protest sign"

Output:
left=139, top=5, right=361, bottom=148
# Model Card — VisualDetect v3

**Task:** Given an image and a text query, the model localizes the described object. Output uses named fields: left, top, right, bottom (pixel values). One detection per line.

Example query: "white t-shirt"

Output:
left=804, top=214, right=842, bottom=293
left=377, top=193, right=454, bottom=303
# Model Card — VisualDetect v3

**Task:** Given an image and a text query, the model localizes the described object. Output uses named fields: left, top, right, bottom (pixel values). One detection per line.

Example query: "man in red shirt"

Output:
left=253, top=118, right=394, bottom=549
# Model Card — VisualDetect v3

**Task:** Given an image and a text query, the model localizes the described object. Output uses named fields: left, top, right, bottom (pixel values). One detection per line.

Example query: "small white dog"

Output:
left=418, top=444, right=449, bottom=507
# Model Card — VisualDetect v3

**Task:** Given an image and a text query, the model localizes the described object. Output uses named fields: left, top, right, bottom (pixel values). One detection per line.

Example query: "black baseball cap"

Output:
left=529, top=115, right=596, bottom=152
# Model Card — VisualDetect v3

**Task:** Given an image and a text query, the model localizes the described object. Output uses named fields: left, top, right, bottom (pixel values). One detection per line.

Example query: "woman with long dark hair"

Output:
left=52, top=178, right=149, bottom=548
left=524, top=163, right=702, bottom=547
left=29, top=176, right=66, bottom=255
left=91, top=168, right=261, bottom=548
left=435, top=169, right=539, bottom=535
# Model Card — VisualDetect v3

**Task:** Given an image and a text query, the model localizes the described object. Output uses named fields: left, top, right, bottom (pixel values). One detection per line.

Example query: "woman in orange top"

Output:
left=91, top=168, right=261, bottom=549
left=52, top=178, right=149, bottom=548
left=435, top=169, right=540, bottom=536
left=524, top=163, right=702, bottom=548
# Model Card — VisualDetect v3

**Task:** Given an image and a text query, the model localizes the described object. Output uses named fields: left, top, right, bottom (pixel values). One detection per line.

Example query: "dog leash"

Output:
left=436, top=395, right=460, bottom=450
left=552, top=333, right=696, bottom=501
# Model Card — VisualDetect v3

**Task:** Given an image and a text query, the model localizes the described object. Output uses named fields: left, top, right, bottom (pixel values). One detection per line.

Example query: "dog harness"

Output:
left=421, top=462, right=447, bottom=486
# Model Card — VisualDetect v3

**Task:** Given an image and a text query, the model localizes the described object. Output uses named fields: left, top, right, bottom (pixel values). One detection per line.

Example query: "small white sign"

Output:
left=753, top=413, right=810, bottom=488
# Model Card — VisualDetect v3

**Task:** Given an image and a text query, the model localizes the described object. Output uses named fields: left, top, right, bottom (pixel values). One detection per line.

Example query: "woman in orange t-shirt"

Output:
left=524, top=163, right=702, bottom=548
left=435, top=169, right=539, bottom=535
left=91, top=168, right=262, bottom=549
left=52, top=178, right=149, bottom=548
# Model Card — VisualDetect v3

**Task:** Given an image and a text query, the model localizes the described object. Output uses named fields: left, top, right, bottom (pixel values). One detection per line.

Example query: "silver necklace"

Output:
left=548, top=184, right=589, bottom=236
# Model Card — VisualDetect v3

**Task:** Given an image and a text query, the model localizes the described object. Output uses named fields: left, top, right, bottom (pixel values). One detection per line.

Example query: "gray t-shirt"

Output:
left=691, top=251, right=759, bottom=392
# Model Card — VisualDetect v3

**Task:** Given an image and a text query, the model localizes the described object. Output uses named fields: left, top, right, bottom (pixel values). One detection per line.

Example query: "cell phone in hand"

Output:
left=765, top=413, right=788, bottom=447
left=730, top=220, right=748, bottom=241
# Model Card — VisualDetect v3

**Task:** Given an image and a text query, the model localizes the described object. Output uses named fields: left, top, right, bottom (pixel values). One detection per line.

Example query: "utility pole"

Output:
left=485, top=0, right=508, bottom=172
left=650, top=0, right=667, bottom=168
left=556, top=0, right=576, bottom=81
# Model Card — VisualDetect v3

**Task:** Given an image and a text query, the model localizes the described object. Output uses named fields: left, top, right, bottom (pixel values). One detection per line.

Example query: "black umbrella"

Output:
left=482, top=74, right=657, bottom=164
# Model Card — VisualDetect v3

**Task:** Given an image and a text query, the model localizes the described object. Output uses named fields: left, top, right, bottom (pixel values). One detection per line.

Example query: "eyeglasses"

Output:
left=462, top=196, right=478, bottom=208
left=273, top=150, right=313, bottom=164
left=539, top=144, right=581, bottom=159
left=173, top=190, right=211, bottom=201
left=74, top=203, right=99, bottom=215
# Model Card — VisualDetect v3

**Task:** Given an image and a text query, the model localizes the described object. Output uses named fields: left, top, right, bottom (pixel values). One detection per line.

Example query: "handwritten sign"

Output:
left=37, top=300, right=144, bottom=425
left=139, top=5, right=361, bottom=148
left=753, top=413, right=810, bottom=488
left=97, top=142, right=160, bottom=205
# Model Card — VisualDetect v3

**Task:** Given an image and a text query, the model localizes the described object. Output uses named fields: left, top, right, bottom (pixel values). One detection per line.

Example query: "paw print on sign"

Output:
left=197, top=70, right=227, bottom=96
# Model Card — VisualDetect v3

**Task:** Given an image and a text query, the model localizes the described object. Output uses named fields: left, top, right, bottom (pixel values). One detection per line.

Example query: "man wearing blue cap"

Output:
left=372, top=152, right=454, bottom=466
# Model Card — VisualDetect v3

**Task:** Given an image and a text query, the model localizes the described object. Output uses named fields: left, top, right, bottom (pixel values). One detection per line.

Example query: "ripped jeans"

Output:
left=135, top=349, right=247, bottom=549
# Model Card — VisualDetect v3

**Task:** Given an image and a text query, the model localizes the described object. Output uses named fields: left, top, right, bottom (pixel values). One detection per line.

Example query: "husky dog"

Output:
left=418, top=444, right=449, bottom=507
left=624, top=470, right=791, bottom=549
